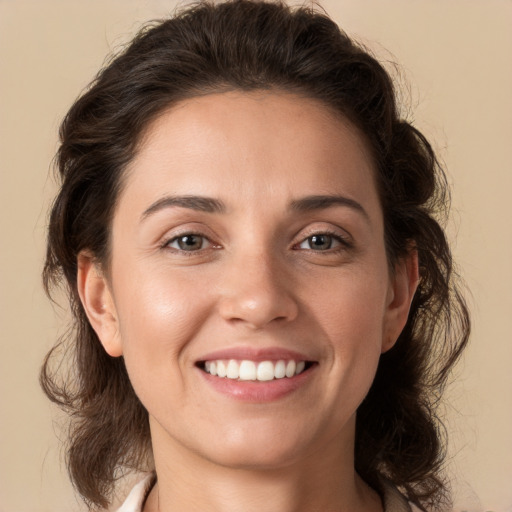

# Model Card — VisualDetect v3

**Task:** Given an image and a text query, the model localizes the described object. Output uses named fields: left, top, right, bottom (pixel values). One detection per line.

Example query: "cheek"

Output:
left=303, top=265, right=388, bottom=391
left=112, top=266, right=211, bottom=374
left=113, top=274, right=214, bottom=422
left=305, top=264, right=389, bottom=340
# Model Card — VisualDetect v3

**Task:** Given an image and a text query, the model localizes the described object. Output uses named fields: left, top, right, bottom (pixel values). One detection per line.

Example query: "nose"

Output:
left=217, top=251, right=299, bottom=329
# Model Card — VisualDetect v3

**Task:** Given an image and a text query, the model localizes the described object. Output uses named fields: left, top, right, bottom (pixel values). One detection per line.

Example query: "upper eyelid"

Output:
left=158, top=222, right=353, bottom=248
left=164, top=232, right=213, bottom=247
left=294, top=233, right=350, bottom=251
left=159, top=223, right=217, bottom=243
left=294, top=224, right=353, bottom=243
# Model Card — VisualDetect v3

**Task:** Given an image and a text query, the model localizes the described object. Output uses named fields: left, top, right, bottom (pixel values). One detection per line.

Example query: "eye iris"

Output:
left=309, top=235, right=332, bottom=250
left=177, top=235, right=203, bottom=251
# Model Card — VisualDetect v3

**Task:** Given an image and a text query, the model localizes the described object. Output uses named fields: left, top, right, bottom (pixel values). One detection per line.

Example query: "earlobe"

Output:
left=77, top=251, right=123, bottom=357
left=382, top=249, right=420, bottom=353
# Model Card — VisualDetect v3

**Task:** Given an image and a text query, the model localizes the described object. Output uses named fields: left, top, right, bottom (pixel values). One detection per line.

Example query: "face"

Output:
left=79, top=91, right=417, bottom=472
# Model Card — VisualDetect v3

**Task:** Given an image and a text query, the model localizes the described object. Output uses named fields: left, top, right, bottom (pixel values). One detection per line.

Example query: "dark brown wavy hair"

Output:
left=41, top=1, right=470, bottom=509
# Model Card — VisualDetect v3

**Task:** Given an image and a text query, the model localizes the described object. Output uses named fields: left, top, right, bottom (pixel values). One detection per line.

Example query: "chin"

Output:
left=207, top=445, right=301, bottom=471
left=198, top=422, right=314, bottom=471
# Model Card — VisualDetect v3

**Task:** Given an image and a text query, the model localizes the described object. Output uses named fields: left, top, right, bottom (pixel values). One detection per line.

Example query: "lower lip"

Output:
left=198, top=366, right=315, bottom=402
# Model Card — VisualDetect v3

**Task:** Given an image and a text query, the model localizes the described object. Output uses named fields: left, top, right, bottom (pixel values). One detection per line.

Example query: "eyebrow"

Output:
left=141, top=195, right=225, bottom=221
left=140, top=193, right=369, bottom=222
left=290, top=195, right=370, bottom=222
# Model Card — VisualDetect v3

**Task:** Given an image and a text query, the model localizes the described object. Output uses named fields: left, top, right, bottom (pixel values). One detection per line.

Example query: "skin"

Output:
left=78, top=91, right=418, bottom=512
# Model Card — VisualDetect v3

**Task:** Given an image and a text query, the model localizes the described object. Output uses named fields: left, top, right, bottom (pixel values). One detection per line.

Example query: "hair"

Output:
left=41, top=0, right=470, bottom=510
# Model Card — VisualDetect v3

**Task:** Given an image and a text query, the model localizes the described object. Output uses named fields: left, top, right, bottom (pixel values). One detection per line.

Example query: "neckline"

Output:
left=128, top=473, right=412, bottom=512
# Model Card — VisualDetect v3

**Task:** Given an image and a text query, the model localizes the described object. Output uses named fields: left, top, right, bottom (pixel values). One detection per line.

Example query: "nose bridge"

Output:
left=218, top=245, right=298, bottom=328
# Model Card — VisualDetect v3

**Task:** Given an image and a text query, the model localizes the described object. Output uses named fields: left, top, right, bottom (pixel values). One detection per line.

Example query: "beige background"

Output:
left=1, top=1, right=511, bottom=511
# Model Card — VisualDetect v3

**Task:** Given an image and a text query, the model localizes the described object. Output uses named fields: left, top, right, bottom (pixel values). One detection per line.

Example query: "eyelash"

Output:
left=293, top=229, right=352, bottom=254
left=161, top=229, right=352, bottom=255
left=162, top=232, right=216, bottom=254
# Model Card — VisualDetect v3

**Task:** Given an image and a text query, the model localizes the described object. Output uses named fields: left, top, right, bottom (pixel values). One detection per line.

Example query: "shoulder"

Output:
left=114, top=474, right=155, bottom=512
left=380, top=479, right=420, bottom=512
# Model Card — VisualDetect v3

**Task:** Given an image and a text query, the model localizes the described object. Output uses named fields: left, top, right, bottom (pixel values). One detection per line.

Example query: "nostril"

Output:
left=218, top=293, right=299, bottom=330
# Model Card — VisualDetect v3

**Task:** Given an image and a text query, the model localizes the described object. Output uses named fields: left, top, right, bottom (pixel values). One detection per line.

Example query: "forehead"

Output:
left=120, top=91, right=379, bottom=215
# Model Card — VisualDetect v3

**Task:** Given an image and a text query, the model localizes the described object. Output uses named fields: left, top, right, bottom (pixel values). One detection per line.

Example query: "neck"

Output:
left=144, top=419, right=382, bottom=512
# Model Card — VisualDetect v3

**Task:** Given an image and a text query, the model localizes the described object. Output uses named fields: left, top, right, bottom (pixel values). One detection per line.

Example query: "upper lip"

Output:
left=197, top=346, right=316, bottom=363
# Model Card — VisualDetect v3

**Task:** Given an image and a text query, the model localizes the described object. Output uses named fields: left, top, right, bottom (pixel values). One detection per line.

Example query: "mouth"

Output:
left=197, top=359, right=315, bottom=381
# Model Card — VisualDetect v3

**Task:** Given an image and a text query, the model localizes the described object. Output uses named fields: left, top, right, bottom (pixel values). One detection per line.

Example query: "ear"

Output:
left=77, top=251, right=123, bottom=357
left=381, top=248, right=420, bottom=353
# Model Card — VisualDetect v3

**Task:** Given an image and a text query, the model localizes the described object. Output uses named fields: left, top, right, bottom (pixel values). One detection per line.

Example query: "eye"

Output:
left=166, top=234, right=211, bottom=251
left=297, top=234, right=343, bottom=251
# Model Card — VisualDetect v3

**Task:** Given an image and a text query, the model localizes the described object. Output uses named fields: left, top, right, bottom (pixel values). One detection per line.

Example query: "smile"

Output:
left=202, top=359, right=310, bottom=381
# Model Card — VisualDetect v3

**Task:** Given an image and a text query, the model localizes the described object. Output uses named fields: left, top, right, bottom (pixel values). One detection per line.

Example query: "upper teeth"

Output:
left=204, top=359, right=306, bottom=381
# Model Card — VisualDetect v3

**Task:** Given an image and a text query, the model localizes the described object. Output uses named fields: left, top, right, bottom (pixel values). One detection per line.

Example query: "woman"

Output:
left=41, top=1, right=470, bottom=511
